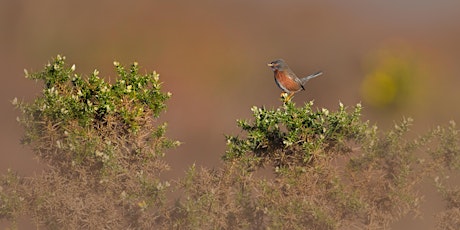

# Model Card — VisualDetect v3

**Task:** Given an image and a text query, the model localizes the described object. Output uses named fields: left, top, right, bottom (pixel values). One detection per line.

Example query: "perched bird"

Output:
left=267, top=59, right=322, bottom=101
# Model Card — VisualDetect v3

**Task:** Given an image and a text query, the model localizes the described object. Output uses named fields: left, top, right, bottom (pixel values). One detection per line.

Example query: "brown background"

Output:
left=1, top=0, right=459, bottom=229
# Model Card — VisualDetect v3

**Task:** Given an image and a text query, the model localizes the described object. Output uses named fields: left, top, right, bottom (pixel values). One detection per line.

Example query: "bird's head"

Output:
left=267, top=59, right=289, bottom=71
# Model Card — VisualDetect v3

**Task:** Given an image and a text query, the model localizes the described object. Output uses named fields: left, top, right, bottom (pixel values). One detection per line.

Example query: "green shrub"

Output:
left=15, top=55, right=176, bottom=171
left=215, top=100, right=459, bottom=229
left=224, top=101, right=367, bottom=170
left=8, top=55, right=179, bottom=229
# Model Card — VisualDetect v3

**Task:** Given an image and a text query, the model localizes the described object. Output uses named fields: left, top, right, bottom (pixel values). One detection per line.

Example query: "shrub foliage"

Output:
left=7, top=55, right=178, bottom=229
left=1, top=55, right=459, bottom=229
left=224, top=101, right=366, bottom=169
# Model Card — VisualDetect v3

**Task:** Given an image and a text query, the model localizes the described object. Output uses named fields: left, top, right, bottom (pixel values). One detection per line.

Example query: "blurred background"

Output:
left=1, top=0, right=459, bottom=228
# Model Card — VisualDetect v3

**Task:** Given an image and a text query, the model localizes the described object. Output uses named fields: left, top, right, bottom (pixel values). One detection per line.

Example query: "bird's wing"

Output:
left=285, top=69, right=303, bottom=86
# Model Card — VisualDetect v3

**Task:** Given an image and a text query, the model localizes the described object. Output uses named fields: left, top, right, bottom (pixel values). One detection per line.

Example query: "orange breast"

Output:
left=275, top=71, right=302, bottom=92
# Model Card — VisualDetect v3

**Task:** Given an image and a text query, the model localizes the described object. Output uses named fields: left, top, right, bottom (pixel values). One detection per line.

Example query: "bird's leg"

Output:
left=280, top=92, right=289, bottom=101
left=280, top=92, right=294, bottom=102
left=285, top=92, right=294, bottom=101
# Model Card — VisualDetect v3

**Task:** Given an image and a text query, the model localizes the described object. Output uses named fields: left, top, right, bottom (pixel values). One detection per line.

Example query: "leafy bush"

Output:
left=15, top=55, right=175, bottom=171
left=196, top=99, right=459, bottom=229
left=224, top=101, right=367, bottom=169
left=8, top=55, right=179, bottom=229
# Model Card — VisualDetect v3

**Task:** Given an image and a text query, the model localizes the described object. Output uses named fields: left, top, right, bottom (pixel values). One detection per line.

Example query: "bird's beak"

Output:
left=267, top=63, right=274, bottom=67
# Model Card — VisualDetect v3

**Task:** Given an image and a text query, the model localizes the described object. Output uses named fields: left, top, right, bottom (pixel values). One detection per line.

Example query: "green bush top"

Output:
left=13, top=55, right=178, bottom=173
left=225, top=100, right=368, bottom=170
left=17, top=55, right=170, bottom=132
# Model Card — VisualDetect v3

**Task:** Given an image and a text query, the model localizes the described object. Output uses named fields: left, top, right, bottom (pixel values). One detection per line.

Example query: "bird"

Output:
left=267, top=59, right=322, bottom=101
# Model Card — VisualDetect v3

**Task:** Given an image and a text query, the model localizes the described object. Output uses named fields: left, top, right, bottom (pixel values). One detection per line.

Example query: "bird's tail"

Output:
left=300, top=71, right=323, bottom=85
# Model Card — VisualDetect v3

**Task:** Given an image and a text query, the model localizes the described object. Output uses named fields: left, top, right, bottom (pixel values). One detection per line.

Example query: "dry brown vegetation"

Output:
left=1, top=56, right=459, bottom=229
